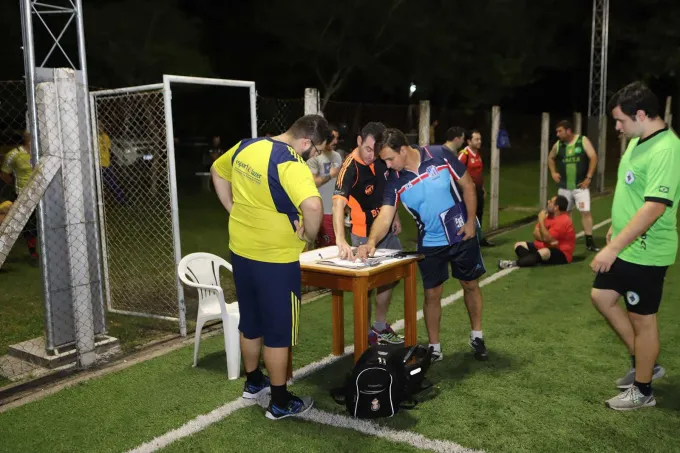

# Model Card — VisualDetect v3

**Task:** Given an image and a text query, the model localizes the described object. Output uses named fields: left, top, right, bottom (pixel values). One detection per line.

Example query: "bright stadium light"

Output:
left=409, top=83, right=417, bottom=97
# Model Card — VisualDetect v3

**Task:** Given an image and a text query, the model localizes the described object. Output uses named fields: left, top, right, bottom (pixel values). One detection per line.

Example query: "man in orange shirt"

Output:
left=332, top=122, right=403, bottom=345
left=458, top=129, right=493, bottom=247
left=498, top=195, right=575, bottom=268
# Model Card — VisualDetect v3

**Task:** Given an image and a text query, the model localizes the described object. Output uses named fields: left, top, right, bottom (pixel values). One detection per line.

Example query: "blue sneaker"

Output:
left=242, top=375, right=271, bottom=399
left=265, top=394, right=314, bottom=420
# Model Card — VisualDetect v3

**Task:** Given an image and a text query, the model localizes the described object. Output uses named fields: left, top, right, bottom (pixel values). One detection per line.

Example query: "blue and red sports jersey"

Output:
left=383, top=145, right=472, bottom=249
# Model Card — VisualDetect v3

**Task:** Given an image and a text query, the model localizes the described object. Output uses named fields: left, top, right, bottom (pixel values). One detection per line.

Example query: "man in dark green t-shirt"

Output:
left=591, top=81, right=680, bottom=411
left=548, top=120, right=599, bottom=251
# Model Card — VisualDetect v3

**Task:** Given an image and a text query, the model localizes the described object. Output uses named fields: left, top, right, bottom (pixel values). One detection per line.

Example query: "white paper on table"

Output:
left=300, top=248, right=404, bottom=269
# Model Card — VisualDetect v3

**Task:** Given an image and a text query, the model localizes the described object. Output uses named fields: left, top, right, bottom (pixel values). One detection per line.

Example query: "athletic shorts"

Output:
left=524, top=243, right=569, bottom=265
left=418, top=238, right=486, bottom=290
left=231, top=252, right=302, bottom=347
left=351, top=232, right=402, bottom=251
left=592, top=258, right=668, bottom=315
left=558, top=188, right=590, bottom=212
left=316, top=214, right=336, bottom=248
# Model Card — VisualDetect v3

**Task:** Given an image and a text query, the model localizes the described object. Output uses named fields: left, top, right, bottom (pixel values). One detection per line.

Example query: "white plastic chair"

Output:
left=177, top=253, right=241, bottom=380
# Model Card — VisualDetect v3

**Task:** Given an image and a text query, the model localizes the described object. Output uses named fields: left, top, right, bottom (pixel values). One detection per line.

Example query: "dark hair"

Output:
left=446, top=126, right=465, bottom=141
left=289, top=114, right=331, bottom=146
left=555, top=195, right=569, bottom=212
left=556, top=120, right=573, bottom=131
left=360, top=122, right=386, bottom=144
left=465, top=129, right=481, bottom=142
left=607, top=81, right=660, bottom=119
left=381, top=128, right=409, bottom=152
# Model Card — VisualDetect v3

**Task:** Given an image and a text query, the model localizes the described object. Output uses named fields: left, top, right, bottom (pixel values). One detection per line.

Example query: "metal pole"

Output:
left=250, top=85, right=258, bottom=138
left=21, top=0, right=54, bottom=349
left=89, top=94, right=112, bottom=314
left=75, top=0, right=105, bottom=332
left=162, top=75, right=186, bottom=337
left=489, top=106, right=501, bottom=230
left=540, top=113, right=550, bottom=209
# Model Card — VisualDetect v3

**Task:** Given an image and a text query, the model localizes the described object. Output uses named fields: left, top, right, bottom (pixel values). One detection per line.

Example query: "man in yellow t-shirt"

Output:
left=1, top=130, right=38, bottom=265
left=211, top=114, right=327, bottom=420
left=98, top=129, right=125, bottom=204
left=0, top=200, right=12, bottom=224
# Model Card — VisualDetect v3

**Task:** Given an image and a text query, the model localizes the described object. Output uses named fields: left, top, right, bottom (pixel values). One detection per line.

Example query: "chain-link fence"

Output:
left=0, top=70, right=108, bottom=385
left=91, top=87, right=178, bottom=321
left=256, top=96, right=304, bottom=136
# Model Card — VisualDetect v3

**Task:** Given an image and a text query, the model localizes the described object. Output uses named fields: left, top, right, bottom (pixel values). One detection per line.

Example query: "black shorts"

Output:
left=524, top=243, right=569, bottom=265
left=418, top=238, right=486, bottom=290
left=593, top=258, right=668, bottom=315
left=231, top=252, right=302, bottom=348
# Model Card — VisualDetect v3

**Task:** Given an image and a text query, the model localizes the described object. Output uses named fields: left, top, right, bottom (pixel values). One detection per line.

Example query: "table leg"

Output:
left=332, top=290, right=344, bottom=356
left=353, top=277, right=369, bottom=363
left=404, top=261, right=418, bottom=347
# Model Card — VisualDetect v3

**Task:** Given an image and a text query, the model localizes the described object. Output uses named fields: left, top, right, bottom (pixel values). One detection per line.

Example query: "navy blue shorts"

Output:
left=418, top=238, right=486, bottom=290
left=231, top=252, right=302, bottom=348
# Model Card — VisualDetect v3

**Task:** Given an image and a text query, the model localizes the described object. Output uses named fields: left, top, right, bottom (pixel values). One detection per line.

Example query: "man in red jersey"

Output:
left=458, top=129, right=493, bottom=246
left=498, top=195, right=575, bottom=268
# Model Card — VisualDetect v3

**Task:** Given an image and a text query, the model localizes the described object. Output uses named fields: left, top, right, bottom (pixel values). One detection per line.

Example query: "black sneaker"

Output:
left=480, top=238, right=495, bottom=247
left=242, top=375, right=271, bottom=399
left=265, top=394, right=314, bottom=420
left=469, top=337, right=488, bottom=361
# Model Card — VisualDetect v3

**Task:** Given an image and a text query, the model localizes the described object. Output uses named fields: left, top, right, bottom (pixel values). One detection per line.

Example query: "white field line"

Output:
left=301, top=408, right=485, bottom=453
left=126, top=219, right=611, bottom=453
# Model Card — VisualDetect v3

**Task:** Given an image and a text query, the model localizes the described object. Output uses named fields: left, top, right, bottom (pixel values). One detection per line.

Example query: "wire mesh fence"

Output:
left=91, top=88, right=178, bottom=320
left=0, top=71, right=108, bottom=385
left=256, top=96, right=303, bottom=136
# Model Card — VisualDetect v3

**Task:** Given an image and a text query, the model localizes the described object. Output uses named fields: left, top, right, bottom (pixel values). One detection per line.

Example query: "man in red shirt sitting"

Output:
left=498, top=195, right=575, bottom=268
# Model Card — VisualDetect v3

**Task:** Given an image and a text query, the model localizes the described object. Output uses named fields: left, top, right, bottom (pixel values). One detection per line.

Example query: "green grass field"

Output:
left=1, top=194, right=680, bottom=453
left=0, top=160, right=615, bottom=390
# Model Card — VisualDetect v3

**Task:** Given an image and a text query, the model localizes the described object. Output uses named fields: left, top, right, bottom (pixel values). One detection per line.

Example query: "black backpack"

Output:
left=331, top=344, right=433, bottom=418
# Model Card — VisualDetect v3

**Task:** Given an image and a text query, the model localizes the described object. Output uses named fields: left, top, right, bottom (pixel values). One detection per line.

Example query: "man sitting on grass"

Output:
left=499, top=195, right=575, bottom=269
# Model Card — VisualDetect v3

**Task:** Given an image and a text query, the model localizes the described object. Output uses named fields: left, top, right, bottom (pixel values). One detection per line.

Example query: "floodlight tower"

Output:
left=587, top=0, right=610, bottom=192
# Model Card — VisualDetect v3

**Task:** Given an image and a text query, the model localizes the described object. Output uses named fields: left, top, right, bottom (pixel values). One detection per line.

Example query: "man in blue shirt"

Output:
left=356, top=128, right=488, bottom=362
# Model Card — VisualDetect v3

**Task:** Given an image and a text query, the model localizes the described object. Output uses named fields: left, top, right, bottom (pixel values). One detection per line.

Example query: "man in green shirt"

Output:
left=591, top=81, right=680, bottom=411
left=548, top=120, right=599, bottom=251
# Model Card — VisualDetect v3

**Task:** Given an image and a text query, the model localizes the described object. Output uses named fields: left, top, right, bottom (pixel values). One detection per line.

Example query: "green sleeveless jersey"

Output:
left=555, top=135, right=590, bottom=190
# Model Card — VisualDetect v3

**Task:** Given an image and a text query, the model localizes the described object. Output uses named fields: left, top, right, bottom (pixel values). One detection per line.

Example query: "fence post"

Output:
left=574, top=112, right=582, bottom=135
left=596, top=115, right=607, bottom=193
left=540, top=112, right=550, bottom=209
left=305, top=88, right=321, bottom=116
left=418, top=100, right=430, bottom=146
left=489, top=106, right=500, bottom=230
left=664, top=96, right=672, bottom=127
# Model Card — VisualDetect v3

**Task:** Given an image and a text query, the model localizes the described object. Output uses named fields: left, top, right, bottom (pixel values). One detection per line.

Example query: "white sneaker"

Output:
left=605, top=386, right=656, bottom=411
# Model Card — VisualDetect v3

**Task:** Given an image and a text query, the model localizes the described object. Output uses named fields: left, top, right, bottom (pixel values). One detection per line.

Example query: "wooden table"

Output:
left=299, top=248, right=421, bottom=362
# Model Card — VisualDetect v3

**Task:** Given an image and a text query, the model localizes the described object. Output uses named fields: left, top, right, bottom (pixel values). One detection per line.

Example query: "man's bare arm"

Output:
left=211, top=166, right=233, bottom=213
left=582, top=136, right=598, bottom=181
left=366, top=205, right=397, bottom=248
left=332, top=197, right=349, bottom=243
left=299, top=196, right=323, bottom=243
left=548, top=143, right=560, bottom=182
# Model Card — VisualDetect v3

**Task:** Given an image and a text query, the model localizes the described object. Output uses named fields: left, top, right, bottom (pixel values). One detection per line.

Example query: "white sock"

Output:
left=471, top=330, right=483, bottom=340
left=429, top=343, right=441, bottom=353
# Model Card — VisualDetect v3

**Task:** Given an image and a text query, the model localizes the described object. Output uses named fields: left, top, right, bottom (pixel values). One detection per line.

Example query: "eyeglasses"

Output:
left=310, top=141, right=320, bottom=156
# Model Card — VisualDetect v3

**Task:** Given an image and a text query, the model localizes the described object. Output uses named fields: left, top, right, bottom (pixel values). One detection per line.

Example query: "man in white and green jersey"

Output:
left=591, top=81, right=680, bottom=411
left=548, top=120, right=599, bottom=251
